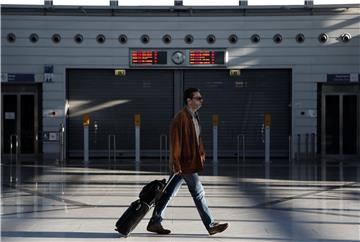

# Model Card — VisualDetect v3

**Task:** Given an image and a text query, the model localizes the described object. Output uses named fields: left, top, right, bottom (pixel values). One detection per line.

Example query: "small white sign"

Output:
left=49, top=132, right=58, bottom=141
left=350, top=73, right=359, bottom=82
left=5, top=112, right=15, bottom=120
left=44, top=73, right=54, bottom=83
left=1, top=73, right=8, bottom=82
left=308, top=109, right=317, bottom=118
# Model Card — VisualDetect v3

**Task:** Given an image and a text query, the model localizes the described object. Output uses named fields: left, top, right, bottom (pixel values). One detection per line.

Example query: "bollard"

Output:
left=243, top=135, right=246, bottom=165
left=237, top=135, right=240, bottom=176
left=264, top=114, right=271, bottom=164
left=237, top=134, right=246, bottom=177
left=83, top=115, right=90, bottom=166
left=14, top=135, right=20, bottom=186
left=305, top=133, right=309, bottom=160
left=339, top=161, right=344, bottom=181
left=289, top=135, right=296, bottom=179
left=297, top=134, right=301, bottom=161
left=10, top=135, right=14, bottom=183
left=212, top=115, right=219, bottom=163
left=9, top=134, right=19, bottom=184
left=84, top=126, right=89, bottom=165
left=264, top=114, right=271, bottom=179
left=311, top=133, right=318, bottom=180
left=134, top=114, right=141, bottom=162
left=108, top=134, right=116, bottom=168
left=59, top=123, right=65, bottom=163
left=265, top=128, right=271, bottom=163
left=236, top=134, right=246, bottom=164
left=159, top=134, right=168, bottom=172
left=311, top=133, right=316, bottom=160
left=288, top=135, right=292, bottom=163
left=59, top=125, right=65, bottom=195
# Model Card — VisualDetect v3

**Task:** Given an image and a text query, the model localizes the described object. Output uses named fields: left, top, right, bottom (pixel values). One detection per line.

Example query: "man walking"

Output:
left=147, top=88, right=228, bottom=235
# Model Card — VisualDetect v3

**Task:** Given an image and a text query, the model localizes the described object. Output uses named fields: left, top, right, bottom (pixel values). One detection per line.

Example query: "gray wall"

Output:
left=1, top=6, right=359, bottom=156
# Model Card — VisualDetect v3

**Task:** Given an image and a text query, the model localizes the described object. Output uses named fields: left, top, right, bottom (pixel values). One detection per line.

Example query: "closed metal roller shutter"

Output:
left=184, top=69, right=291, bottom=157
left=67, top=69, right=173, bottom=158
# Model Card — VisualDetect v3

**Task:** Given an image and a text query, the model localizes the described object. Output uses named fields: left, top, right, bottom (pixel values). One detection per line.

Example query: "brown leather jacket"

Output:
left=169, top=107, right=206, bottom=174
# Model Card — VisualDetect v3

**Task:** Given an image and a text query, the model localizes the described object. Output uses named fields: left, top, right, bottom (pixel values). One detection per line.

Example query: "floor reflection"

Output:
left=1, top=159, right=359, bottom=242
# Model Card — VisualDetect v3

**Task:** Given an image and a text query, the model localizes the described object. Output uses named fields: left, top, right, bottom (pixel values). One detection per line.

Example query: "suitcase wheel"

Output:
left=135, top=203, right=142, bottom=211
left=115, top=227, right=128, bottom=238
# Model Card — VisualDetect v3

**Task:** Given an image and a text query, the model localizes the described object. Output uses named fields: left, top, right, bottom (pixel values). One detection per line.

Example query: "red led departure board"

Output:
left=189, top=50, right=225, bottom=65
left=131, top=50, right=167, bottom=65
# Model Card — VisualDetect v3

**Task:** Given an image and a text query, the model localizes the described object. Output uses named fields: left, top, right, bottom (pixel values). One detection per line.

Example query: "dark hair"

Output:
left=183, top=88, right=200, bottom=105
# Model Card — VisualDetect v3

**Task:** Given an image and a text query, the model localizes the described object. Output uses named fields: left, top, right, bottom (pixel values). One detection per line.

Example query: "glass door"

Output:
left=343, top=95, right=358, bottom=154
left=1, top=93, right=37, bottom=155
left=2, top=95, right=18, bottom=154
left=322, top=93, right=358, bottom=155
left=20, top=95, right=36, bottom=154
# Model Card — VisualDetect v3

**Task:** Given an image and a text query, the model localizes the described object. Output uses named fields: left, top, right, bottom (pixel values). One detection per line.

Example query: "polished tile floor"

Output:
left=1, top=159, right=360, bottom=242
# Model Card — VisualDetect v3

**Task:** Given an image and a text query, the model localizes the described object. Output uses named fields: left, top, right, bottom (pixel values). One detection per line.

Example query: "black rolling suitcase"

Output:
left=115, top=175, right=174, bottom=237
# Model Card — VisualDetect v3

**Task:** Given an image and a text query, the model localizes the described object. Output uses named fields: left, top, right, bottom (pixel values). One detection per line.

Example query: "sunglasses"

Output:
left=192, top=96, right=203, bottom=101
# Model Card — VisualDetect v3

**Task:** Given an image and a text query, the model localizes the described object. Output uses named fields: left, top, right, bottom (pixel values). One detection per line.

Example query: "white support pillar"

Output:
left=134, top=114, right=141, bottom=162
left=212, top=115, right=219, bottom=163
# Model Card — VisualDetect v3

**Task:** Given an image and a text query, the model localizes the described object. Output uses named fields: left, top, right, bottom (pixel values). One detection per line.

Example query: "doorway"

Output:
left=321, top=85, right=359, bottom=156
left=1, top=85, right=40, bottom=156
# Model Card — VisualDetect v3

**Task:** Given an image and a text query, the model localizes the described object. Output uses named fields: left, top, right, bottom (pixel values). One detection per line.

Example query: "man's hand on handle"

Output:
left=172, top=165, right=182, bottom=175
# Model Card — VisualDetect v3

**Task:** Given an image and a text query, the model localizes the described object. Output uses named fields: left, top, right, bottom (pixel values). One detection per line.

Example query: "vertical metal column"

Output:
left=57, top=123, right=66, bottom=195
left=134, top=114, right=141, bottom=163
left=108, top=134, right=116, bottom=168
left=297, top=134, right=301, bottom=161
left=288, top=135, right=292, bottom=163
left=237, top=134, right=246, bottom=177
left=264, top=114, right=271, bottom=179
left=264, top=114, right=271, bottom=163
left=84, top=125, right=89, bottom=165
left=59, top=123, right=65, bottom=163
left=9, top=134, right=19, bottom=184
left=339, top=161, right=344, bottom=181
left=237, top=134, right=244, bottom=164
left=83, top=115, right=90, bottom=166
left=305, top=133, right=309, bottom=160
left=212, top=115, right=219, bottom=163
left=311, top=133, right=318, bottom=180
left=265, top=128, right=271, bottom=163
left=310, top=133, right=316, bottom=160
left=289, top=135, right=295, bottom=179
left=160, top=134, right=168, bottom=173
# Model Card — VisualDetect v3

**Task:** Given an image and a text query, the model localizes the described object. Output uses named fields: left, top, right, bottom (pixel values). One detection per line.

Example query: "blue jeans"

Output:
left=151, top=173, right=215, bottom=230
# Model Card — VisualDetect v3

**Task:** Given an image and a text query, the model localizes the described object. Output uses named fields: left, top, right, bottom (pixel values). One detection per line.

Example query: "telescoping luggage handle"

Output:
left=162, top=174, right=176, bottom=192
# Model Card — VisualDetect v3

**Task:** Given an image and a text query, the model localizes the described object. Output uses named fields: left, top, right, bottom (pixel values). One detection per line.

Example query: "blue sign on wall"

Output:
left=7, top=73, right=35, bottom=82
left=327, top=73, right=360, bottom=83
left=327, top=74, right=350, bottom=82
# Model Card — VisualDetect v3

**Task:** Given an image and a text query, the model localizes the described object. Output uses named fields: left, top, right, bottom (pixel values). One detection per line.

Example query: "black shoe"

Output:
left=147, top=222, right=171, bottom=234
left=208, top=222, right=229, bottom=235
